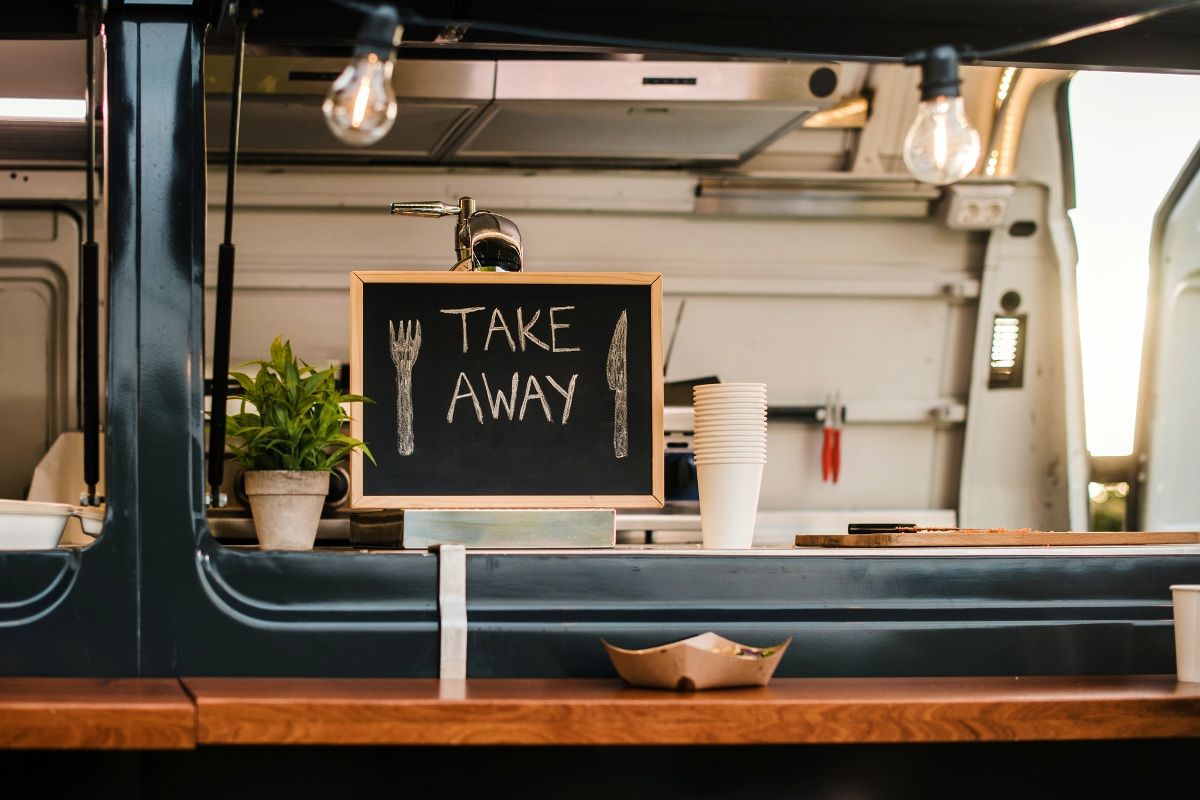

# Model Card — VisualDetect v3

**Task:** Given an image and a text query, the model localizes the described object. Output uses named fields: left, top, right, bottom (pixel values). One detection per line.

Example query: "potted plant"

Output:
left=224, top=337, right=374, bottom=551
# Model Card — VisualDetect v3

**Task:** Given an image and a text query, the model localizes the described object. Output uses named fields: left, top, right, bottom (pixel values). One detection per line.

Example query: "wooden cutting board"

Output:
left=794, top=530, right=1200, bottom=547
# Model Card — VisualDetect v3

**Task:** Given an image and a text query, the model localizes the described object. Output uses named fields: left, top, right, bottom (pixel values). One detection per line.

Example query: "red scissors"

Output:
left=821, top=392, right=842, bottom=483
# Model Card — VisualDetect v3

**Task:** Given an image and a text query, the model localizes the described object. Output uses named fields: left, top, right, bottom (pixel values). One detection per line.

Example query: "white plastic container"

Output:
left=0, top=499, right=73, bottom=550
left=1172, top=584, right=1200, bottom=683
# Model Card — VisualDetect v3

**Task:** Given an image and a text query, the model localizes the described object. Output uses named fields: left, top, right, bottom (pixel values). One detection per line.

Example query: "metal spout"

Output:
left=390, top=195, right=522, bottom=272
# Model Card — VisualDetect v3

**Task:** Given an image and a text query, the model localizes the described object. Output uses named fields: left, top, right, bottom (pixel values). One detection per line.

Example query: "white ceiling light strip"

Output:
left=0, top=98, right=87, bottom=121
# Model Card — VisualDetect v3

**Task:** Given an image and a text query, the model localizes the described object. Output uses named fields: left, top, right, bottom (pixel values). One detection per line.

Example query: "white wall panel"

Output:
left=206, top=167, right=983, bottom=518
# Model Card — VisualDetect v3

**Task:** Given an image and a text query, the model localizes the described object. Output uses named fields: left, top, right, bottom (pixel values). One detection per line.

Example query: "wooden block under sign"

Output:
left=350, top=508, right=616, bottom=549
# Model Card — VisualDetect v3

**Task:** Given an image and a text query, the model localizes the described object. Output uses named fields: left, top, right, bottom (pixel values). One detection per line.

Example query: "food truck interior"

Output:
left=2, top=17, right=1187, bottom=539
left=0, top=1, right=1198, bottom=796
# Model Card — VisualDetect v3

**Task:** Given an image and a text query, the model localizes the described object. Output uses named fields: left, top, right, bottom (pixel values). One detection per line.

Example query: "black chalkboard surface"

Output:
left=350, top=272, right=663, bottom=508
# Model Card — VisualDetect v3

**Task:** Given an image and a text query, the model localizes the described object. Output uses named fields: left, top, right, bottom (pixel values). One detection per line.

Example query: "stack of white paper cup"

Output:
left=692, top=383, right=766, bottom=549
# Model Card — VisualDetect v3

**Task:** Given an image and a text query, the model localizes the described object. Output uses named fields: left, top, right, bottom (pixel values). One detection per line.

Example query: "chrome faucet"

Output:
left=388, top=196, right=523, bottom=272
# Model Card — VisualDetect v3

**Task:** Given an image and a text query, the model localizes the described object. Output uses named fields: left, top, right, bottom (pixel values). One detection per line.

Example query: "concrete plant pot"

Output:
left=244, top=470, right=330, bottom=551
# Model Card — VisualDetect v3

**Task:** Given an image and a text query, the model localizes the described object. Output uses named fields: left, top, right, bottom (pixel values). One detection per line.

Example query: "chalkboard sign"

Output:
left=350, top=272, right=663, bottom=508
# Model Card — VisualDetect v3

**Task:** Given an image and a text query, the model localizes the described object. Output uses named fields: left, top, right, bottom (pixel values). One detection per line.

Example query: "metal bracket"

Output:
left=78, top=492, right=107, bottom=507
left=433, top=544, right=467, bottom=679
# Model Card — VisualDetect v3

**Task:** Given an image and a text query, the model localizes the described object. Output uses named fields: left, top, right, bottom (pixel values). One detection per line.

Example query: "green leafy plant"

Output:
left=223, top=337, right=375, bottom=472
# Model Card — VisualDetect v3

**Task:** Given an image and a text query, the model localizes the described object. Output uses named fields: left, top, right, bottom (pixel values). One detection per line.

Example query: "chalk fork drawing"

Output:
left=606, top=310, right=629, bottom=458
left=389, top=319, right=422, bottom=455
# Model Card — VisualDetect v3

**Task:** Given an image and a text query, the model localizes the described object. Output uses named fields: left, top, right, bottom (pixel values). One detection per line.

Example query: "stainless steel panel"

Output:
left=205, top=56, right=495, bottom=161
left=205, top=56, right=496, bottom=100
left=205, top=56, right=842, bottom=165
left=449, top=101, right=810, bottom=164
left=206, top=95, right=482, bottom=159
left=493, top=61, right=839, bottom=102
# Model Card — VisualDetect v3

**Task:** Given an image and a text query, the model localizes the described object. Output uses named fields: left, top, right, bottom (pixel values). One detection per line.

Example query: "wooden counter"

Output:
left=0, top=678, right=195, bottom=749
left=2, top=676, right=1194, bottom=749
left=184, top=675, right=1200, bottom=746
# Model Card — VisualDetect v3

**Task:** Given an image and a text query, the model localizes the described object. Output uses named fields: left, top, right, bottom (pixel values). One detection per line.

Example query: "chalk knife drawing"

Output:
left=606, top=309, right=629, bottom=458
left=389, top=319, right=421, bottom=455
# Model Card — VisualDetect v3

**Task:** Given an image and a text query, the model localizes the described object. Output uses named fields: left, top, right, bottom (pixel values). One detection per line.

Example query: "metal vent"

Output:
left=988, top=314, right=1027, bottom=389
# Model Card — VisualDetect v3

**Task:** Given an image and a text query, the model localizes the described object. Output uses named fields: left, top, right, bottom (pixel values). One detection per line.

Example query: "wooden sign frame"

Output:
left=349, top=271, right=664, bottom=509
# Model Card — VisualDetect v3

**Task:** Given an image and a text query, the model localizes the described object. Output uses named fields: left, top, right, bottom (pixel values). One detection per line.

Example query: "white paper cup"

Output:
left=695, top=442, right=766, bottom=452
left=693, top=399, right=766, bottom=407
left=693, top=412, right=767, bottom=419
left=695, top=423, right=765, bottom=430
left=696, top=441, right=768, bottom=448
left=694, top=382, right=765, bottom=390
left=697, top=461, right=763, bottom=548
left=694, top=392, right=765, bottom=402
left=696, top=433, right=765, bottom=440
left=694, top=410, right=766, bottom=417
left=1172, top=585, right=1200, bottom=683
left=693, top=393, right=767, bottom=401
left=694, top=388, right=766, bottom=395
left=693, top=394, right=767, bottom=401
left=696, top=438, right=768, bottom=450
left=695, top=454, right=767, bottom=462
left=695, top=423, right=766, bottom=431
left=694, top=399, right=766, bottom=406
left=695, top=435, right=766, bottom=446
left=694, top=382, right=766, bottom=392
left=695, top=431, right=766, bottom=438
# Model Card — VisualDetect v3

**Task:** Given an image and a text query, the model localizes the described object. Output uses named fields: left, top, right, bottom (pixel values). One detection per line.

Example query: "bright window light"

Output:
left=1068, top=72, right=1200, bottom=456
left=0, top=98, right=87, bottom=120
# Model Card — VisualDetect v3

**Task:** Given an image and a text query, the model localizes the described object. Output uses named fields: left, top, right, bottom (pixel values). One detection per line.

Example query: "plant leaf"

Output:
left=218, top=337, right=376, bottom=472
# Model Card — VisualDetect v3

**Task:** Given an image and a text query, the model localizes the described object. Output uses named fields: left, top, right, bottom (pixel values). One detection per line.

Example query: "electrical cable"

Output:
left=966, top=0, right=1200, bottom=61
left=207, top=5, right=249, bottom=506
left=81, top=2, right=100, bottom=505
left=222, top=18, right=245, bottom=246
left=326, top=0, right=839, bottom=61
left=84, top=14, right=95, bottom=244
left=380, top=1, right=1200, bottom=65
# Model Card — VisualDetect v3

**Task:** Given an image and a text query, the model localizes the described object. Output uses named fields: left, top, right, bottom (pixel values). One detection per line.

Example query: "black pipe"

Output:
left=207, top=12, right=247, bottom=504
left=82, top=4, right=99, bottom=505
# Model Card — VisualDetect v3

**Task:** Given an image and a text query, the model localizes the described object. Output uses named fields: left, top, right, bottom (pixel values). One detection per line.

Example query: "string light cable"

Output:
left=322, top=1, right=1200, bottom=181
left=903, top=0, right=1200, bottom=183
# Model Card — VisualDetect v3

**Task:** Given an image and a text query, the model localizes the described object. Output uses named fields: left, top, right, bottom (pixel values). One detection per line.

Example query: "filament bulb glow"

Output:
left=903, top=95, right=981, bottom=185
left=322, top=52, right=397, bottom=146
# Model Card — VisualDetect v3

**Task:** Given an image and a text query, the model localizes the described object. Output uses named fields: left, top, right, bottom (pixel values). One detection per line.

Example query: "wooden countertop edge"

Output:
left=183, top=676, right=1200, bottom=747
left=2, top=676, right=1196, bottom=749
left=0, top=678, right=196, bottom=750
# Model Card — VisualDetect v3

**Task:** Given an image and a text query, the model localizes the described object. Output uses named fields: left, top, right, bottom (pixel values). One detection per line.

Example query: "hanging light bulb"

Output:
left=323, top=53, right=397, bottom=145
left=902, top=45, right=981, bottom=185
left=322, top=6, right=402, bottom=146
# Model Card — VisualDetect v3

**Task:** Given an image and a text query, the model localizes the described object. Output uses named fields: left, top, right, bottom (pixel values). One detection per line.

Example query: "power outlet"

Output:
left=938, top=185, right=1015, bottom=230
